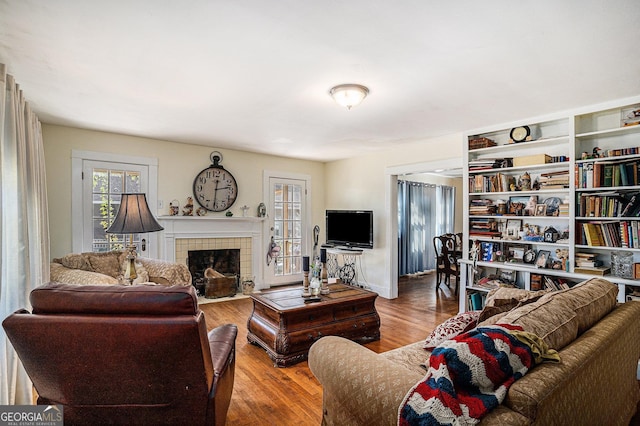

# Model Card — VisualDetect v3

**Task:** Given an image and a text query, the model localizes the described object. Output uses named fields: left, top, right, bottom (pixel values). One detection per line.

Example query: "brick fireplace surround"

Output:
left=156, top=216, right=265, bottom=289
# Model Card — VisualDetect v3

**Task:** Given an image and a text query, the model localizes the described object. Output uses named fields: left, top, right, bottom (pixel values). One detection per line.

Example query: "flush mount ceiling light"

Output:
left=329, top=84, right=369, bottom=110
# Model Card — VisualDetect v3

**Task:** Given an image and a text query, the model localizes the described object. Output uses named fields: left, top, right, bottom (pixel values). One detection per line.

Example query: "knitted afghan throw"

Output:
left=399, top=324, right=533, bottom=426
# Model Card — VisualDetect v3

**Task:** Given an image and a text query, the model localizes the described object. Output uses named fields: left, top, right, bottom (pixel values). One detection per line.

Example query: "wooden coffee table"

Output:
left=247, top=283, right=380, bottom=367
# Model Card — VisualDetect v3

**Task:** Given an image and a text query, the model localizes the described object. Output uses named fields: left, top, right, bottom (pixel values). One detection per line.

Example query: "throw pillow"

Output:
left=424, top=310, right=481, bottom=350
left=478, top=287, right=549, bottom=323
left=52, top=253, right=93, bottom=271
left=85, top=251, right=123, bottom=278
left=49, top=262, right=119, bottom=285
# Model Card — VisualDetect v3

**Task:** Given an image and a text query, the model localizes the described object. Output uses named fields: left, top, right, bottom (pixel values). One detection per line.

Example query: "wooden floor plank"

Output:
left=200, top=272, right=458, bottom=425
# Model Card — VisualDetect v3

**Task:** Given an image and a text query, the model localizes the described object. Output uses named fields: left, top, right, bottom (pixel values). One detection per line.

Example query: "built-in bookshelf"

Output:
left=460, top=96, right=640, bottom=312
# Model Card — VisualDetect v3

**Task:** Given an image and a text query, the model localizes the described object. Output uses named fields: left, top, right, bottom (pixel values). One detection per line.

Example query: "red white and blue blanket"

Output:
left=398, top=324, right=533, bottom=426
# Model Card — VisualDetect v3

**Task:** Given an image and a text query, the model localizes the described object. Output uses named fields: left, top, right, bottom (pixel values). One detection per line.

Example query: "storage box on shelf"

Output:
left=462, top=97, right=640, bottom=312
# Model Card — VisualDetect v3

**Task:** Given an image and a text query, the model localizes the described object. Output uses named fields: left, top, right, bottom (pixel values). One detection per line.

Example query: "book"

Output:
left=603, top=164, right=613, bottom=187
left=574, top=266, right=611, bottom=276
left=470, top=292, right=484, bottom=310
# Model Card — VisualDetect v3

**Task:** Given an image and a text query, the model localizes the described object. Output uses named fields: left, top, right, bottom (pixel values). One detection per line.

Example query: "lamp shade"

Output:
left=106, top=193, right=164, bottom=234
left=329, top=84, right=369, bottom=109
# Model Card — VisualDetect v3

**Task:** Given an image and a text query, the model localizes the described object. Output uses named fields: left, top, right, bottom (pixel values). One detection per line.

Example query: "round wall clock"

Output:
left=510, top=126, right=531, bottom=143
left=193, top=151, right=238, bottom=212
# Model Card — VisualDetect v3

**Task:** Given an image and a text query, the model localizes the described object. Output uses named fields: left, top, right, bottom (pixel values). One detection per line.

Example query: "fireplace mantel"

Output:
left=156, top=216, right=266, bottom=288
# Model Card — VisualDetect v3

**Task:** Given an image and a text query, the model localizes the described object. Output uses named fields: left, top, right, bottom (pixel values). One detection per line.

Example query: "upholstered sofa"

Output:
left=309, top=278, right=640, bottom=425
left=50, top=251, right=191, bottom=286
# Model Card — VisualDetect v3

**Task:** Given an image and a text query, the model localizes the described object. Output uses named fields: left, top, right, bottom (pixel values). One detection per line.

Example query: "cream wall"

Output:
left=324, top=133, right=464, bottom=298
left=42, top=124, right=326, bottom=259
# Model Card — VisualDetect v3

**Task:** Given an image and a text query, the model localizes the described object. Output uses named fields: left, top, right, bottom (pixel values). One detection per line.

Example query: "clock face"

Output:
left=193, top=166, right=238, bottom=212
left=510, top=126, right=530, bottom=142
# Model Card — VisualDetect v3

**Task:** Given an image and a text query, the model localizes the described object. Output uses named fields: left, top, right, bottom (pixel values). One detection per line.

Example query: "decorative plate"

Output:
left=523, top=249, right=537, bottom=264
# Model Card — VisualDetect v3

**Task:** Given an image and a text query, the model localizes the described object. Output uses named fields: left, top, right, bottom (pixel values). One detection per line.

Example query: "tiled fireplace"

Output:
left=156, top=216, right=265, bottom=289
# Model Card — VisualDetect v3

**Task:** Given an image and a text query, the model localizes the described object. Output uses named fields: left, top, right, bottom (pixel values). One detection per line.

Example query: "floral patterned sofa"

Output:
left=50, top=251, right=191, bottom=286
left=309, top=278, right=640, bottom=425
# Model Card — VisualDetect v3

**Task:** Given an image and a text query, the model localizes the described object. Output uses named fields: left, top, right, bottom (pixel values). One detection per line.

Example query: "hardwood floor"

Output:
left=200, top=272, right=458, bottom=426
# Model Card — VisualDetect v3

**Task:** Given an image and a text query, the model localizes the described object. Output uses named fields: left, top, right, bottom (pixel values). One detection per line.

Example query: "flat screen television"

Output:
left=325, top=210, right=373, bottom=249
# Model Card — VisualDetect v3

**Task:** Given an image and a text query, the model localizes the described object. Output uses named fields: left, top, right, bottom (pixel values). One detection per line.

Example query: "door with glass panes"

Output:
left=265, top=177, right=308, bottom=286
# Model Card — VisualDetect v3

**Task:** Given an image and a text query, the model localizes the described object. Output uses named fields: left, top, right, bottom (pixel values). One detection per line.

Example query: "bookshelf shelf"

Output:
left=469, top=162, right=570, bottom=176
left=575, top=244, right=640, bottom=252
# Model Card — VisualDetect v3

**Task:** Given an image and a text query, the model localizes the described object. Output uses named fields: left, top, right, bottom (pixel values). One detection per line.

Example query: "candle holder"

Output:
left=302, top=255, right=311, bottom=297
left=320, top=261, right=330, bottom=295
left=302, top=270, right=311, bottom=297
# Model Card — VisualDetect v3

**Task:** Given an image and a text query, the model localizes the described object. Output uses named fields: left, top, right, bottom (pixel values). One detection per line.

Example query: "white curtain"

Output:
left=0, top=63, right=50, bottom=405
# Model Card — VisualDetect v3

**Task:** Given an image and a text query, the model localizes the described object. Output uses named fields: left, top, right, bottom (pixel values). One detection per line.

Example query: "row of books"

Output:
left=530, top=274, right=572, bottom=291
left=538, top=170, right=570, bottom=189
left=469, top=199, right=497, bottom=215
left=467, top=292, right=487, bottom=310
left=576, top=192, right=640, bottom=218
left=469, top=218, right=502, bottom=238
left=468, top=157, right=513, bottom=171
left=577, top=220, right=640, bottom=248
left=469, top=173, right=516, bottom=193
left=576, top=160, right=640, bottom=189
left=574, top=252, right=603, bottom=267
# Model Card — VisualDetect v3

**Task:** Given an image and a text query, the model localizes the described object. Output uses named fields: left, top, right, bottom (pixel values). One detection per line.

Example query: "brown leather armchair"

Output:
left=2, top=283, right=237, bottom=426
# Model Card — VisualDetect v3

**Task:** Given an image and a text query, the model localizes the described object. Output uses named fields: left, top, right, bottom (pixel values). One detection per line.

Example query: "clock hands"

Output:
left=212, top=179, right=219, bottom=206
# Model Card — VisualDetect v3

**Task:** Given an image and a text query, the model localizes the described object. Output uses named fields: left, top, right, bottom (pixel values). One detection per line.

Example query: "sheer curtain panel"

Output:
left=0, top=63, right=50, bottom=405
left=398, top=180, right=455, bottom=276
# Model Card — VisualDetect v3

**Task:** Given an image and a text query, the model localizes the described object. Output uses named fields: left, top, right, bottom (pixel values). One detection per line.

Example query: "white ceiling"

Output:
left=1, top=1, right=639, bottom=162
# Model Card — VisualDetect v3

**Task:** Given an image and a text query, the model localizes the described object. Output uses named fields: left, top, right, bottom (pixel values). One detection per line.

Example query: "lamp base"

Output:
left=124, top=244, right=138, bottom=284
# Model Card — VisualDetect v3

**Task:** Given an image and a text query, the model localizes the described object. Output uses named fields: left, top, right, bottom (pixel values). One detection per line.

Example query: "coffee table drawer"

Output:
left=333, top=300, right=376, bottom=321
left=286, top=314, right=380, bottom=352
left=284, top=309, right=334, bottom=329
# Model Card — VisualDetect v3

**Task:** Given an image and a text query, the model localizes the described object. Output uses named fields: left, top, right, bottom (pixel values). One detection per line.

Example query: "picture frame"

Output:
left=534, top=250, right=551, bottom=268
left=535, top=203, right=547, bottom=216
left=506, top=243, right=526, bottom=262
left=505, top=219, right=522, bottom=240
left=499, top=269, right=516, bottom=284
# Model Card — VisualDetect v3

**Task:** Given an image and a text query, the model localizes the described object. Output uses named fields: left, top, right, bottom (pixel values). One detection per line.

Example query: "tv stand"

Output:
left=327, top=248, right=363, bottom=286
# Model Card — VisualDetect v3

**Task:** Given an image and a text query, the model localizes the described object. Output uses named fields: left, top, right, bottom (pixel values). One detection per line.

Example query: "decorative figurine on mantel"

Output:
left=241, top=205, right=250, bottom=217
left=257, top=203, right=266, bottom=218
left=169, top=199, right=180, bottom=216
left=182, top=196, right=194, bottom=216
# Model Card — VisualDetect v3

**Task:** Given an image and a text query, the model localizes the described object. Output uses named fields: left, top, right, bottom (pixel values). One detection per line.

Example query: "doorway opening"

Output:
left=385, top=158, right=463, bottom=298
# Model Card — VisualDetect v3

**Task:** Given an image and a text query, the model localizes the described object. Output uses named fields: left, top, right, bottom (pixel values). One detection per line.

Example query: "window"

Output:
left=72, top=151, right=158, bottom=256
left=90, top=167, right=141, bottom=252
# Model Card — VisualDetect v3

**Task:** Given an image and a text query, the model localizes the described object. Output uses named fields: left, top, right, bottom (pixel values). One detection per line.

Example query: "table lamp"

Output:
left=106, top=193, right=164, bottom=283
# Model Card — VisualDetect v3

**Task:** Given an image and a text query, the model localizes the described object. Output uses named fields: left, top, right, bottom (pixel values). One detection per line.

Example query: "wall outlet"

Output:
left=158, top=200, right=164, bottom=209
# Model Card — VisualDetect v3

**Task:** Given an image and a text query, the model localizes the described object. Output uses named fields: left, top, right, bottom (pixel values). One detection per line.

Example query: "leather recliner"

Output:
left=3, top=283, right=237, bottom=425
